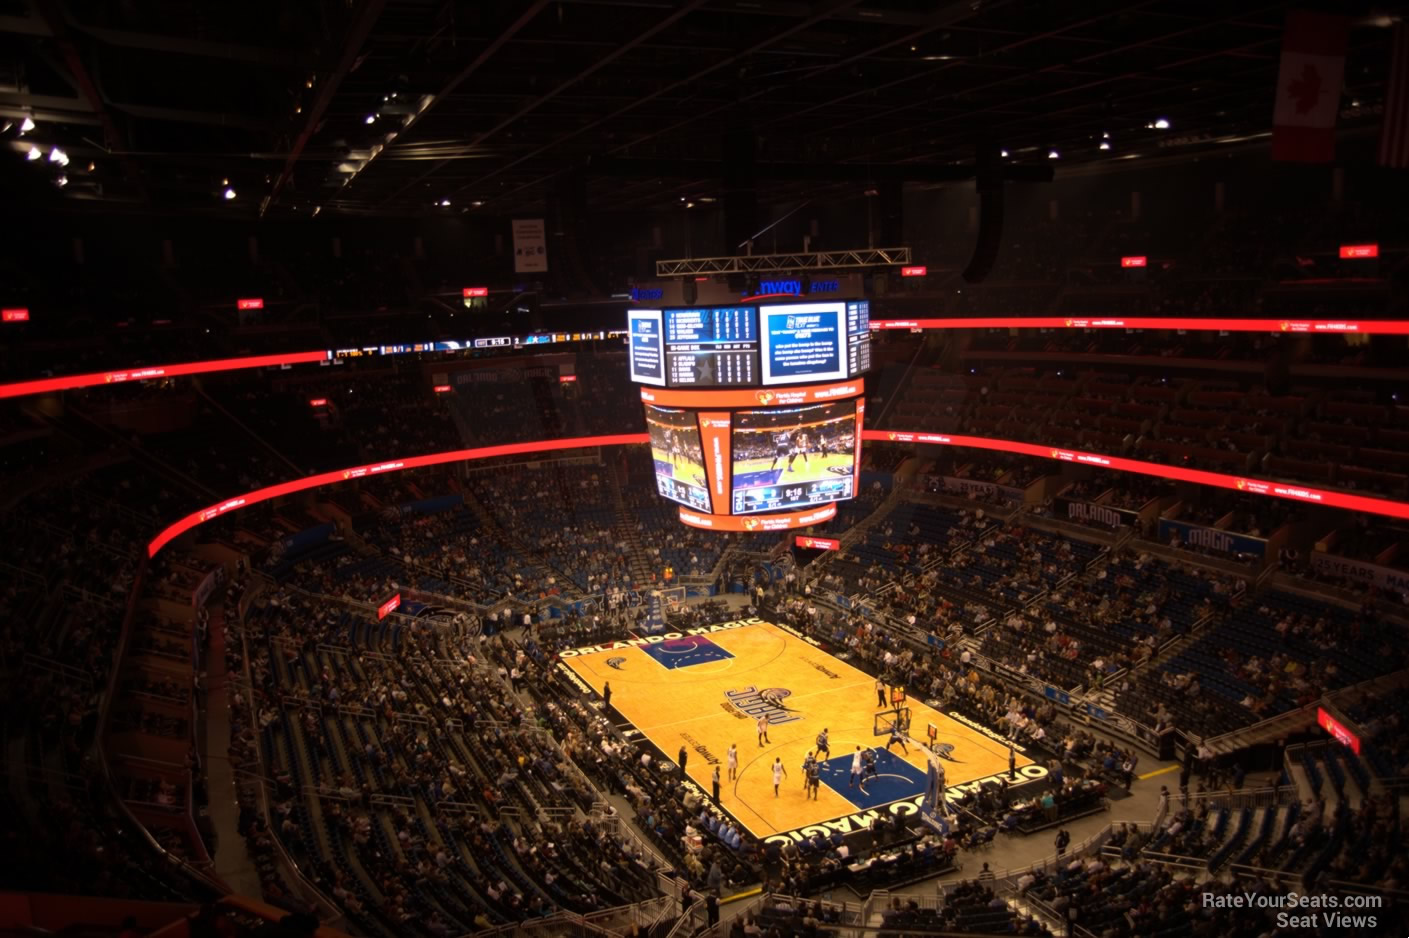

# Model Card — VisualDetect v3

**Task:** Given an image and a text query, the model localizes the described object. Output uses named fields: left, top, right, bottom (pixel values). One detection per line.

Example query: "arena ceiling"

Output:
left=0, top=0, right=1400, bottom=217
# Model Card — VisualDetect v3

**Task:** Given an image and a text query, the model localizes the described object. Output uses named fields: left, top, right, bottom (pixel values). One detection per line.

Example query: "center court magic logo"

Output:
left=722, top=685, right=802, bottom=725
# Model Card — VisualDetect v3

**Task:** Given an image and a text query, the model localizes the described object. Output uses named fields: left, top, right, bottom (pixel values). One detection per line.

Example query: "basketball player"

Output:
left=727, top=743, right=738, bottom=781
left=769, top=429, right=793, bottom=471
left=850, top=746, right=863, bottom=788
left=806, top=760, right=820, bottom=800
left=771, top=757, right=787, bottom=797
left=786, top=430, right=810, bottom=471
left=886, top=722, right=909, bottom=755
left=756, top=714, right=770, bottom=747
left=860, top=749, right=878, bottom=792
left=815, top=728, right=831, bottom=759
left=801, top=751, right=816, bottom=790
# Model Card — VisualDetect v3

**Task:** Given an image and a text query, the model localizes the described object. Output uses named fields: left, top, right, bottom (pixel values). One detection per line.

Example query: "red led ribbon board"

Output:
left=1120, top=256, right=1148, bottom=268
left=2, top=308, right=30, bottom=322
left=377, top=593, right=401, bottom=620
left=899, top=266, right=927, bottom=277
left=862, top=429, right=1409, bottom=521
left=463, top=287, right=490, bottom=297
left=0, top=351, right=331, bottom=400
left=869, top=317, right=1409, bottom=334
left=147, top=434, right=650, bottom=557
left=795, top=535, right=839, bottom=550
left=1317, top=707, right=1361, bottom=754
left=1338, top=244, right=1378, bottom=259
left=236, top=298, right=264, bottom=310
left=678, top=503, right=837, bottom=532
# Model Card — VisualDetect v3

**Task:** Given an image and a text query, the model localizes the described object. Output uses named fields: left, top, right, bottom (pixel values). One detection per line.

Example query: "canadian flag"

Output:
left=1271, top=11, right=1349, bottom=163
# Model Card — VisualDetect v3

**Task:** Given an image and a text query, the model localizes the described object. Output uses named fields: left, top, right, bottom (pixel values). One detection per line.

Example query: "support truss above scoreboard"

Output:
left=655, top=247, right=912, bottom=278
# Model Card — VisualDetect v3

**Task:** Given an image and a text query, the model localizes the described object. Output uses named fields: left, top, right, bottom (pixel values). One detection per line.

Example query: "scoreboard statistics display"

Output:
left=730, top=400, right=857, bottom=514
left=663, top=306, right=759, bottom=387
left=628, top=309, right=665, bottom=386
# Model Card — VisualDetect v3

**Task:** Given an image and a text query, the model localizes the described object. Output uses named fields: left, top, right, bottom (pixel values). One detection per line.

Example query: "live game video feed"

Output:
left=644, top=404, right=711, bottom=511
left=731, top=400, right=857, bottom=514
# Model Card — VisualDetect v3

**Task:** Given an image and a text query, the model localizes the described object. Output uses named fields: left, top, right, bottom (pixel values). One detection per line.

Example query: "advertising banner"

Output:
left=512, top=218, right=548, bottom=273
left=1309, top=551, right=1409, bottom=593
left=1054, top=496, right=1138, bottom=528
left=1158, top=518, right=1267, bottom=558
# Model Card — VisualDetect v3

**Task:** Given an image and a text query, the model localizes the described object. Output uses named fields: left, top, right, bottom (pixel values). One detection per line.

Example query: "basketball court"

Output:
left=557, top=619, right=1034, bottom=840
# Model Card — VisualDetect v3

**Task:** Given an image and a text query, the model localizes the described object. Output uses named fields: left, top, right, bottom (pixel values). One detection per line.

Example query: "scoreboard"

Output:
left=629, top=298, right=870, bottom=530
left=631, top=300, right=870, bottom=391
left=663, top=306, right=759, bottom=387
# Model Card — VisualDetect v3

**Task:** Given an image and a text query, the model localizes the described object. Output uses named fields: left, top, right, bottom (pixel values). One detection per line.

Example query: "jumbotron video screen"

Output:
left=730, top=400, right=857, bottom=514
left=644, top=404, right=710, bottom=511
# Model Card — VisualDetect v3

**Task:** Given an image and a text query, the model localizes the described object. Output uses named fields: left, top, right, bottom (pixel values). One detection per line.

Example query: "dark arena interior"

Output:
left=3, top=1, right=1409, bottom=936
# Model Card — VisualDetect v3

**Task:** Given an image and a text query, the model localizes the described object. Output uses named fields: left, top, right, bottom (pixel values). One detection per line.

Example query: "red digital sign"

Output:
left=1120, top=256, right=1148, bottom=268
left=559, top=374, right=578, bottom=383
left=309, top=398, right=328, bottom=407
left=641, top=378, right=864, bottom=410
left=236, top=298, right=264, bottom=310
left=1338, top=244, right=1378, bottom=259
left=146, top=433, right=652, bottom=557
left=795, top=535, right=840, bottom=550
left=1317, top=707, right=1361, bottom=754
left=462, top=287, right=489, bottom=298
left=0, top=351, right=331, bottom=401
left=433, top=385, right=452, bottom=393
left=868, top=316, right=1409, bottom=335
left=863, top=429, right=1409, bottom=521
left=678, top=503, right=837, bottom=532
left=377, top=593, right=401, bottom=620
left=2, top=308, right=30, bottom=322
left=899, top=266, right=928, bottom=277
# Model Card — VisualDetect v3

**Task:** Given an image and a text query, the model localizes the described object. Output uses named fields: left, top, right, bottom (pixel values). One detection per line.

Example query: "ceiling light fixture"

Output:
left=438, top=198, right=450, bottom=207
left=19, top=116, right=35, bottom=134
left=1099, top=141, right=1111, bottom=150
left=55, top=174, right=67, bottom=188
left=1000, top=149, right=1009, bottom=158
left=26, top=146, right=41, bottom=161
left=1154, top=118, right=1170, bottom=129
left=48, top=147, right=69, bottom=167
left=224, top=187, right=237, bottom=200
left=1047, top=149, right=1059, bottom=159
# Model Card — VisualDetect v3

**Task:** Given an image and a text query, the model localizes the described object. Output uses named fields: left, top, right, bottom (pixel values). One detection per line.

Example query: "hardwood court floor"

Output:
left=559, top=619, right=1032, bottom=839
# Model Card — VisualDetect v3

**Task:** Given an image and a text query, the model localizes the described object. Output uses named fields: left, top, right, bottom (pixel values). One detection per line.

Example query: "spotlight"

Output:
left=1099, top=141, right=1111, bottom=151
left=438, top=198, right=450, bottom=207
left=365, top=114, right=378, bottom=125
left=87, top=161, right=96, bottom=172
left=55, top=174, right=68, bottom=188
left=1153, top=118, right=1170, bottom=129
left=26, top=146, right=41, bottom=161
left=471, top=200, right=484, bottom=207
left=1047, top=149, right=1059, bottom=159
left=20, top=116, right=34, bottom=134
left=48, top=147, right=69, bottom=167
left=224, top=187, right=237, bottom=200
left=1000, top=149, right=1009, bottom=158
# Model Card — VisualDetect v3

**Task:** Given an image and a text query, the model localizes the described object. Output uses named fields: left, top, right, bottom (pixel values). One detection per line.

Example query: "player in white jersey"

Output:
left=787, top=431, right=810, bottom=471
left=771, top=757, right=788, bottom=797
left=726, top=743, right=738, bottom=781
left=850, top=746, right=863, bottom=788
